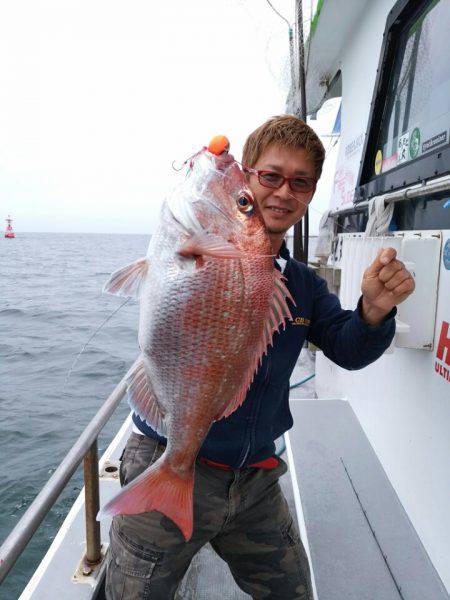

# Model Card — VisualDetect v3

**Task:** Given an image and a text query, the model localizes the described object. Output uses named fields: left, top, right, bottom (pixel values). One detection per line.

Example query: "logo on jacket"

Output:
left=293, top=316, right=311, bottom=326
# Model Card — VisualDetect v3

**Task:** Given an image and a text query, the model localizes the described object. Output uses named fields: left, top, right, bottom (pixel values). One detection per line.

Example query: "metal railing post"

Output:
left=83, top=439, right=101, bottom=569
left=0, top=376, right=128, bottom=586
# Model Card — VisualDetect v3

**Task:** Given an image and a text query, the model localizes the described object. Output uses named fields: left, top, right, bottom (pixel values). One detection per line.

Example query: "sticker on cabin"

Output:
left=374, top=150, right=382, bottom=175
left=345, top=133, right=364, bottom=159
left=434, top=321, right=450, bottom=383
left=397, top=133, right=410, bottom=164
left=333, top=167, right=355, bottom=207
left=444, top=239, right=450, bottom=270
left=382, top=153, right=397, bottom=172
left=409, top=128, right=421, bottom=159
left=422, top=130, right=447, bottom=154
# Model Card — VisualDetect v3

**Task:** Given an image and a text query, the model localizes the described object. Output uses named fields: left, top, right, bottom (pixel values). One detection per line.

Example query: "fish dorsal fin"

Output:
left=218, top=268, right=295, bottom=421
left=103, top=258, right=148, bottom=298
left=126, top=356, right=167, bottom=437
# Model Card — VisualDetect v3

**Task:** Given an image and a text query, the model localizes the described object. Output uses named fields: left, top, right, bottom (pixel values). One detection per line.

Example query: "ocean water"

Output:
left=0, top=231, right=317, bottom=599
left=0, top=232, right=148, bottom=599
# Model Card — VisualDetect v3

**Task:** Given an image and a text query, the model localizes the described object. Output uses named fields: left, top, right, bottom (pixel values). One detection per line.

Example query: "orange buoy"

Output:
left=208, top=135, right=230, bottom=156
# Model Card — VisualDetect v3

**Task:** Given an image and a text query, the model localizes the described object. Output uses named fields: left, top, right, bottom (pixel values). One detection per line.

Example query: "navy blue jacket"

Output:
left=133, top=242, right=396, bottom=467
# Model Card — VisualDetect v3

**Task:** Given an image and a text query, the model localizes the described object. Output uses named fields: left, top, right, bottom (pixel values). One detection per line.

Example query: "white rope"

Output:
left=365, top=195, right=394, bottom=237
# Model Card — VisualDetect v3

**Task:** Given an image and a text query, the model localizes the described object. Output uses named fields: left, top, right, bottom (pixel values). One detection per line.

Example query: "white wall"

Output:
left=316, top=231, right=450, bottom=590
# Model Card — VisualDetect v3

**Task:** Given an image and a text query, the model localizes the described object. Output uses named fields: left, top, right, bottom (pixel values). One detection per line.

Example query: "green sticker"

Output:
left=409, top=128, right=421, bottom=159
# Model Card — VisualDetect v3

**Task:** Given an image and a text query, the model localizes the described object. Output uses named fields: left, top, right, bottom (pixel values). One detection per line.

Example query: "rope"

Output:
left=289, top=373, right=315, bottom=390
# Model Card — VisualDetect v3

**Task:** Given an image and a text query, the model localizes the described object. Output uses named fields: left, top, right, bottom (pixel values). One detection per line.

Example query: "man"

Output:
left=106, top=115, right=415, bottom=599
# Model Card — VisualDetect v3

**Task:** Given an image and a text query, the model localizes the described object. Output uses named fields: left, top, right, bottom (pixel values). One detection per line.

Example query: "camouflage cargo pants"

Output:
left=105, top=433, right=313, bottom=600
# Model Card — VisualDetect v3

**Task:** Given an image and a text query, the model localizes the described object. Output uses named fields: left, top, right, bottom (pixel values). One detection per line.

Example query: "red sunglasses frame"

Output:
left=244, top=167, right=316, bottom=194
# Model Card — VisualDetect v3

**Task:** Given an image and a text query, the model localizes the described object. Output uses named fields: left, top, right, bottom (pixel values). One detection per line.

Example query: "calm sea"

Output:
left=0, top=232, right=148, bottom=599
left=0, top=231, right=317, bottom=599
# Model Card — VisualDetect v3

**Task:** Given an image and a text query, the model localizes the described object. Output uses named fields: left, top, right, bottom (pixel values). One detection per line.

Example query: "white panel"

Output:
left=338, top=234, right=402, bottom=309
left=395, top=232, right=442, bottom=350
left=337, top=232, right=441, bottom=349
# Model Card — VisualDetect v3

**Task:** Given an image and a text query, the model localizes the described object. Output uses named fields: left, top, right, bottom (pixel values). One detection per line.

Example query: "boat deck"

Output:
left=287, top=399, right=449, bottom=600
left=19, top=373, right=449, bottom=599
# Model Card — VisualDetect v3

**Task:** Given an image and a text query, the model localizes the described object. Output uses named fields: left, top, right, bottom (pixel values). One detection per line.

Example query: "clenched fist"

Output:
left=360, top=247, right=415, bottom=326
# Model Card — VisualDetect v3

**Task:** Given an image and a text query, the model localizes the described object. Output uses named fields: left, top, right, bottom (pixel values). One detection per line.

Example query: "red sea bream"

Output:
left=98, top=144, right=294, bottom=541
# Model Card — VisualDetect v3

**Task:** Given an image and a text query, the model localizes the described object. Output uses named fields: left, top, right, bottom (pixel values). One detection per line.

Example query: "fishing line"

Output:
left=200, top=195, right=237, bottom=227
left=62, top=296, right=131, bottom=396
left=264, top=0, right=312, bottom=30
left=175, top=146, right=357, bottom=256
left=236, top=154, right=360, bottom=238
left=285, top=186, right=363, bottom=237
left=265, top=0, right=291, bottom=27
left=171, top=147, right=208, bottom=172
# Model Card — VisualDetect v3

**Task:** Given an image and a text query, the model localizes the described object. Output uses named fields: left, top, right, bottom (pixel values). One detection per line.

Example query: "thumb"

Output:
left=365, top=247, right=397, bottom=276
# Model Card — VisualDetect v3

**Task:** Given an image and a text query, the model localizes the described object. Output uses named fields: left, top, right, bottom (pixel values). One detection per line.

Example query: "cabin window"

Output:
left=374, top=0, right=449, bottom=176
left=357, top=0, right=450, bottom=201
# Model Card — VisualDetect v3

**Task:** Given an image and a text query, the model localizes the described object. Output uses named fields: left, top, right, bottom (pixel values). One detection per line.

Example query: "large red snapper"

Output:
left=98, top=142, right=293, bottom=541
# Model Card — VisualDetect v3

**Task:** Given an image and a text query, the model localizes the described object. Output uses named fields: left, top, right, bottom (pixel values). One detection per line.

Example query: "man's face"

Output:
left=247, top=144, right=316, bottom=236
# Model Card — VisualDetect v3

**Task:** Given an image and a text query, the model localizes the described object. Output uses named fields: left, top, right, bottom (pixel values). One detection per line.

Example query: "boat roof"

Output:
left=305, top=0, right=372, bottom=115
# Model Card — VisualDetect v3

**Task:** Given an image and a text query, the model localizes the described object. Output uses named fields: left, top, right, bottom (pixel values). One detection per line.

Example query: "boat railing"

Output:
left=329, top=172, right=450, bottom=217
left=0, top=375, right=128, bottom=586
left=0, top=371, right=315, bottom=589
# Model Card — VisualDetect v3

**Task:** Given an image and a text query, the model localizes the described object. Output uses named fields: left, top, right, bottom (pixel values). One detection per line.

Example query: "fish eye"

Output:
left=237, top=195, right=254, bottom=214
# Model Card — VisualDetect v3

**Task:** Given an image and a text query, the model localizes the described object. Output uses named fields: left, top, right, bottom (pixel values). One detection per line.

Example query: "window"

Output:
left=375, top=0, right=450, bottom=175
left=357, top=0, right=450, bottom=200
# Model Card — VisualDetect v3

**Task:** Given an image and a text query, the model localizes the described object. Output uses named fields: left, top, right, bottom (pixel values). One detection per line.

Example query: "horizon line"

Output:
left=2, top=230, right=154, bottom=236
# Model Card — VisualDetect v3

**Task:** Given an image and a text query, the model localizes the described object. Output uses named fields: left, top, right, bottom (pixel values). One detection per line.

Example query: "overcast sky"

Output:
left=0, top=0, right=337, bottom=235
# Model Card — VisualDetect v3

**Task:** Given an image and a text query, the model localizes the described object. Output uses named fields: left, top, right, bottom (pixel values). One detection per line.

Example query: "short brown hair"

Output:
left=242, top=115, right=325, bottom=180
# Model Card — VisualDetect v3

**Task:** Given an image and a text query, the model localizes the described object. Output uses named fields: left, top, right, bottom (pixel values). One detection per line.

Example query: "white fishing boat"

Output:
left=1, top=0, right=449, bottom=598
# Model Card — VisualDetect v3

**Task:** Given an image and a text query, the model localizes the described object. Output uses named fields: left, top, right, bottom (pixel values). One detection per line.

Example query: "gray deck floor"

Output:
left=21, top=351, right=449, bottom=599
left=288, top=399, right=449, bottom=600
left=175, top=467, right=297, bottom=600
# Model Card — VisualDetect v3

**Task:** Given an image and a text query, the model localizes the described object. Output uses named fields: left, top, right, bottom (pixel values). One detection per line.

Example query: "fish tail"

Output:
left=97, top=457, right=195, bottom=541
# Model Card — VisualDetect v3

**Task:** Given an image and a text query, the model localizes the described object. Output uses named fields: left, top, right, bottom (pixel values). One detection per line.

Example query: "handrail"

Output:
left=329, top=173, right=450, bottom=217
left=0, top=377, right=127, bottom=585
left=0, top=368, right=318, bottom=586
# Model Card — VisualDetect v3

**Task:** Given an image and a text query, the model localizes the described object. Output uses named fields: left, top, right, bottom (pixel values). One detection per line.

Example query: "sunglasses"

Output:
left=244, top=167, right=316, bottom=194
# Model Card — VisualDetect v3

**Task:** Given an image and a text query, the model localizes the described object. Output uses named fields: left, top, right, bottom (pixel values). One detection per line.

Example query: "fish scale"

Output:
left=98, top=147, right=293, bottom=540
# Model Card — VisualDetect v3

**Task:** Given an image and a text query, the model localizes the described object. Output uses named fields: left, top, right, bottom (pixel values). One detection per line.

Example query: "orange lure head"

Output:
left=207, top=135, right=230, bottom=156
left=185, top=137, right=267, bottom=247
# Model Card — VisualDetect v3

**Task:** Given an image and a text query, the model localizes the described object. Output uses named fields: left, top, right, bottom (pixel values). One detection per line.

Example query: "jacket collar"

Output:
left=278, top=240, right=291, bottom=261
left=274, top=240, right=292, bottom=274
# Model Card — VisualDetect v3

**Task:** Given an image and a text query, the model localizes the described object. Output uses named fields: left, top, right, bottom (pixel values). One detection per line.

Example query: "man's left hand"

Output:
left=361, top=247, right=415, bottom=326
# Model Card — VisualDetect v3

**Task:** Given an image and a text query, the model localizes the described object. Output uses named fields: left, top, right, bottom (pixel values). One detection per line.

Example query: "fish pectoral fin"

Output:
left=103, top=257, right=149, bottom=298
left=126, top=356, right=167, bottom=437
left=177, top=232, right=243, bottom=260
